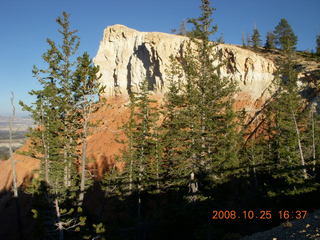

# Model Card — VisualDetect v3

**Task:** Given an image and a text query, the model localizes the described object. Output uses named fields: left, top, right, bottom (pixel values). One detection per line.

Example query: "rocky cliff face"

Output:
left=94, top=24, right=276, bottom=110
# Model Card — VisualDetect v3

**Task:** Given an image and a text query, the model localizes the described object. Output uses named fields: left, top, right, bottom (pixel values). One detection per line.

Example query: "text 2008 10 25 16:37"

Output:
left=212, top=210, right=308, bottom=220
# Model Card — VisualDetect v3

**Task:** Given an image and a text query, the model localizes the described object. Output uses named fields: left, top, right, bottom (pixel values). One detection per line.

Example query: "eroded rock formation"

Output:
left=94, top=24, right=276, bottom=110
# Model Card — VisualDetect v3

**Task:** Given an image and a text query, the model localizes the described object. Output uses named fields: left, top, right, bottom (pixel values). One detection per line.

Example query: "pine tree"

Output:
left=117, top=78, right=160, bottom=217
left=273, top=18, right=298, bottom=51
left=102, top=162, right=125, bottom=198
left=264, top=32, right=276, bottom=49
left=72, top=52, right=104, bottom=206
left=316, top=34, right=320, bottom=56
left=251, top=27, right=262, bottom=49
left=258, top=48, right=310, bottom=195
left=20, top=12, right=103, bottom=239
left=242, top=32, right=246, bottom=47
left=246, top=33, right=252, bottom=47
left=190, top=0, right=240, bottom=178
left=302, top=103, right=320, bottom=176
left=171, top=19, right=189, bottom=36
left=160, top=56, right=187, bottom=190
left=163, top=0, right=241, bottom=197
left=119, top=93, right=138, bottom=195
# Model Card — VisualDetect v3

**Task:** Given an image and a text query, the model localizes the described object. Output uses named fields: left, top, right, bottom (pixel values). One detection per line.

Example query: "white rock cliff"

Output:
left=93, top=24, right=276, bottom=109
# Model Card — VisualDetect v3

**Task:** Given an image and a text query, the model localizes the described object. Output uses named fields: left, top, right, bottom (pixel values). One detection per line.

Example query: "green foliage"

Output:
left=264, top=32, right=276, bottom=49
left=316, top=34, right=320, bottom=55
left=251, top=27, right=261, bottom=48
left=161, top=0, right=241, bottom=196
left=82, top=224, right=106, bottom=240
left=121, top=78, right=160, bottom=194
left=250, top=46, right=312, bottom=195
left=93, top=223, right=106, bottom=234
left=20, top=11, right=105, bottom=239
left=20, top=11, right=82, bottom=199
left=31, top=209, right=39, bottom=219
left=273, top=18, right=298, bottom=51
left=102, top=163, right=126, bottom=198
left=187, top=0, right=217, bottom=40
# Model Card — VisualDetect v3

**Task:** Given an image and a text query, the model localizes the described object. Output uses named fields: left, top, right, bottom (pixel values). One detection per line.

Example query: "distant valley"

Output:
left=0, top=116, right=33, bottom=159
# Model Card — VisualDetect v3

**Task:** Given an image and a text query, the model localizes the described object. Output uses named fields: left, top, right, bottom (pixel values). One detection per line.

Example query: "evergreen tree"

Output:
left=20, top=12, right=104, bottom=239
left=316, top=34, right=320, bottom=56
left=301, top=102, right=320, bottom=177
left=163, top=0, right=241, bottom=197
left=264, top=32, right=276, bottom=49
left=257, top=48, right=310, bottom=195
left=242, top=32, right=246, bottom=47
left=117, top=79, right=160, bottom=217
left=188, top=0, right=240, bottom=179
left=160, top=56, right=188, bottom=190
left=72, top=52, right=104, bottom=206
left=246, top=33, right=252, bottom=47
left=251, top=27, right=262, bottom=49
left=171, top=19, right=189, bottom=36
left=273, top=18, right=298, bottom=51
left=102, top=162, right=125, bottom=198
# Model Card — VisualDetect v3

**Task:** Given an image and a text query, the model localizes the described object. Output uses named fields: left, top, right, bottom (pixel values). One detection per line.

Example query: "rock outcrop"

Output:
left=94, top=24, right=276, bottom=110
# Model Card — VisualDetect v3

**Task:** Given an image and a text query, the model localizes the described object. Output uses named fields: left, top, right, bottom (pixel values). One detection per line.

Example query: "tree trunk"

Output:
left=9, top=92, right=18, bottom=197
left=44, top=143, right=49, bottom=184
left=128, top=133, right=133, bottom=194
left=138, top=150, right=143, bottom=220
left=9, top=92, right=23, bottom=240
left=311, top=107, right=316, bottom=172
left=291, top=110, right=307, bottom=179
left=251, top=143, right=258, bottom=188
left=79, top=97, right=93, bottom=206
left=155, top=131, right=160, bottom=192
left=40, top=100, right=50, bottom=185
left=54, top=198, right=64, bottom=240
left=63, top=148, right=68, bottom=187
left=129, top=156, right=133, bottom=194
left=189, top=172, right=198, bottom=193
left=78, top=132, right=87, bottom=206
left=63, top=109, right=72, bottom=188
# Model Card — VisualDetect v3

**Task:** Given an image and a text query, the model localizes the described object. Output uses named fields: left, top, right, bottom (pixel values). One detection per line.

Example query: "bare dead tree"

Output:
left=9, top=91, right=18, bottom=197
left=291, top=109, right=308, bottom=179
left=311, top=103, right=316, bottom=172
left=78, top=95, right=94, bottom=206
left=39, top=97, right=50, bottom=185
left=9, top=91, right=23, bottom=240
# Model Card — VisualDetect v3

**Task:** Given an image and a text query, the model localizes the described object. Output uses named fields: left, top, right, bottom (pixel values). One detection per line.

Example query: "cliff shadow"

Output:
left=126, top=43, right=164, bottom=94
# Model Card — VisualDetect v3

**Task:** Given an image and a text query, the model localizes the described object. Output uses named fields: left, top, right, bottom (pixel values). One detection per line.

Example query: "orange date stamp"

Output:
left=211, top=210, right=308, bottom=220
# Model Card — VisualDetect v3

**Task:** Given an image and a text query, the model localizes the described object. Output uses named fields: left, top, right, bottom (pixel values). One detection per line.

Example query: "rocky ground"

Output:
left=241, top=210, right=320, bottom=240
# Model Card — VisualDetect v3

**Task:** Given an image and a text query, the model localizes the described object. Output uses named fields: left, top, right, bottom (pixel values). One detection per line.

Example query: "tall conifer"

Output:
left=265, top=32, right=276, bottom=49
left=118, top=79, right=160, bottom=217
left=316, top=34, right=320, bottom=56
left=251, top=27, right=262, bottom=49
left=257, top=47, right=310, bottom=195
left=163, top=0, right=241, bottom=196
left=273, top=18, right=298, bottom=51
left=20, top=12, right=103, bottom=239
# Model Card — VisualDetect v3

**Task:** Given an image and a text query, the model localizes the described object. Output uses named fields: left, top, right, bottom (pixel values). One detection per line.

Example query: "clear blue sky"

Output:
left=0, top=0, right=319, bottom=116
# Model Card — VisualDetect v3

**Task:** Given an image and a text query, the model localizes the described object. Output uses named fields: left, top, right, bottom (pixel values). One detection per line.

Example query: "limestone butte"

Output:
left=94, top=24, right=276, bottom=111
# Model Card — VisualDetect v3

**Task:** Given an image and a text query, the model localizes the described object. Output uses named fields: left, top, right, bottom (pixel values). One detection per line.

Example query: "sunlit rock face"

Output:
left=93, top=24, right=276, bottom=110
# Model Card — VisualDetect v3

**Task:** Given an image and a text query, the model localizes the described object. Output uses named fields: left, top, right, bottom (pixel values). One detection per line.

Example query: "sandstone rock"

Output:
left=94, top=24, right=277, bottom=110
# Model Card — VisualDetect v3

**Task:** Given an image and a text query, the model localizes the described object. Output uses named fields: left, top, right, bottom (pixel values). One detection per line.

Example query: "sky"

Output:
left=0, top=0, right=319, bottom=116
